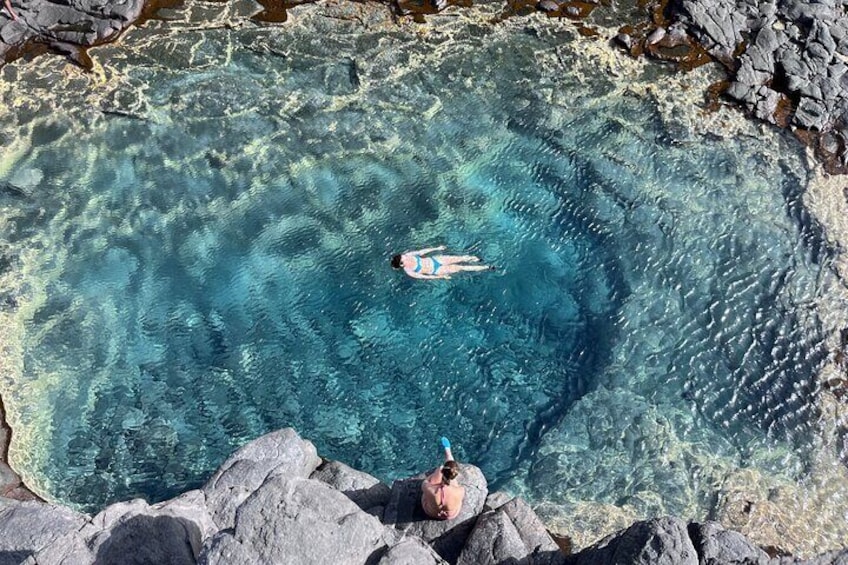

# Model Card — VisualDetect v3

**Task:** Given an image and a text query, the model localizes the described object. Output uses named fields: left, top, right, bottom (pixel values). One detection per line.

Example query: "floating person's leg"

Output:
left=438, top=264, right=492, bottom=277
left=457, top=264, right=491, bottom=272
left=433, top=255, right=480, bottom=265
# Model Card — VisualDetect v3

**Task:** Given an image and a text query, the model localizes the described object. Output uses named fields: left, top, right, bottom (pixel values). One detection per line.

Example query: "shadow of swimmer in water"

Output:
left=391, top=245, right=495, bottom=280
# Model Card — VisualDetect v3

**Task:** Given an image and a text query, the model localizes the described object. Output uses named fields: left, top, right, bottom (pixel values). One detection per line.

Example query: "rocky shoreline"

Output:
left=612, top=0, right=848, bottom=174
left=3, top=0, right=848, bottom=171
left=0, top=427, right=845, bottom=564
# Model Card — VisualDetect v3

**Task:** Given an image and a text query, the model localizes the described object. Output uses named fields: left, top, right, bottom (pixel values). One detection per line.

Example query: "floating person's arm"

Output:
left=410, top=245, right=446, bottom=256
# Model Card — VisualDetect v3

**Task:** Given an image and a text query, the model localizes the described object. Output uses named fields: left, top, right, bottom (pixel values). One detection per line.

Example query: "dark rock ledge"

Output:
left=0, top=427, right=845, bottom=564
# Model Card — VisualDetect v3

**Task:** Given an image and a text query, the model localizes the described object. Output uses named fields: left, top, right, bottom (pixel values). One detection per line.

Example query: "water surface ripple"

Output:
left=0, top=3, right=846, bottom=553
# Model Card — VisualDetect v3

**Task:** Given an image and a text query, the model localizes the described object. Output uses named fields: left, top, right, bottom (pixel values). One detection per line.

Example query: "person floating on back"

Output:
left=391, top=245, right=494, bottom=280
left=421, top=437, right=466, bottom=520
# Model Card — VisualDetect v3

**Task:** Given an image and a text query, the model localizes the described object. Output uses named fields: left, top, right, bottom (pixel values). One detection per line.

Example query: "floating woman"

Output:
left=391, top=245, right=494, bottom=280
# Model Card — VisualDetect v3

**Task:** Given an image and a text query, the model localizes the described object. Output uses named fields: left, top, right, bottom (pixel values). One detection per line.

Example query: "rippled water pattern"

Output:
left=0, top=18, right=831, bottom=514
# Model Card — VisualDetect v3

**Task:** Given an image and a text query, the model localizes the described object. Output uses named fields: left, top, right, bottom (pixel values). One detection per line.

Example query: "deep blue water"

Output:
left=0, top=12, right=836, bottom=520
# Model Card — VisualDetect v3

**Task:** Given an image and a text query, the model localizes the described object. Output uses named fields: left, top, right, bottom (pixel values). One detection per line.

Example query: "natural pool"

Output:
left=1, top=0, right=847, bottom=553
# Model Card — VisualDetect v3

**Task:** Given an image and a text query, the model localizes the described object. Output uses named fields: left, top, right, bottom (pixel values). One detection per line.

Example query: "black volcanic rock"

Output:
left=0, top=0, right=143, bottom=64
left=669, top=0, right=848, bottom=170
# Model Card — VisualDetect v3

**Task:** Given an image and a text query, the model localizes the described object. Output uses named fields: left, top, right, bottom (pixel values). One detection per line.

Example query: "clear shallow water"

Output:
left=0, top=4, right=843, bottom=533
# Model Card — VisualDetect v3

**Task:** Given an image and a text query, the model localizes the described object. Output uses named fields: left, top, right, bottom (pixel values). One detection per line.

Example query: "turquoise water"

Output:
left=0, top=6, right=840, bottom=525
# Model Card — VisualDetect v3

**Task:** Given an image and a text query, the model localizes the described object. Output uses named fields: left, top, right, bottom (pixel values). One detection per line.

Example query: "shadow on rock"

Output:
left=381, top=477, right=430, bottom=526
left=0, top=550, right=31, bottom=565
left=94, top=514, right=202, bottom=565
left=309, top=459, right=392, bottom=515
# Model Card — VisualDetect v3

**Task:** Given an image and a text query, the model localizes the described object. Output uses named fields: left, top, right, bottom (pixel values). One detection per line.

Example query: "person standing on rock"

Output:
left=391, top=245, right=494, bottom=280
left=421, top=437, right=465, bottom=520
